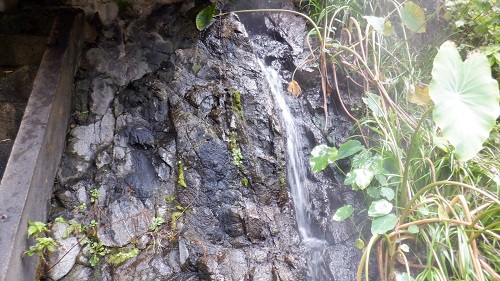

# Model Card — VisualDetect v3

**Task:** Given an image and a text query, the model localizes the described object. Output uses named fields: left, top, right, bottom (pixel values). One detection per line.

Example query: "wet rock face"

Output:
left=51, top=4, right=306, bottom=280
left=237, top=3, right=375, bottom=279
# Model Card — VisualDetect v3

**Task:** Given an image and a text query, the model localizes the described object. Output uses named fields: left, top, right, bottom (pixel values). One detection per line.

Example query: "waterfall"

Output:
left=257, top=60, right=329, bottom=280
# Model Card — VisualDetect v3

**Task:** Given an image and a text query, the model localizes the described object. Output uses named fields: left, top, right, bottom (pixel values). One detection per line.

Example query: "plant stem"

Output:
left=400, top=181, right=500, bottom=224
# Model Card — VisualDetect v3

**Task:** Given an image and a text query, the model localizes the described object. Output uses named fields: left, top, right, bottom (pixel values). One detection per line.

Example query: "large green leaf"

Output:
left=196, top=3, right=217, bottom=31
left=310, top=144, right=338, bottom=172
left=332, top=205, right=354, bottom=222
left=337, top=140, right=364, bottom=160
left=368, top=199, right=393, bottom=217
left=400, top=1, right=426, bottom=33
left=430, top=41, right=500, bottom=161
left=344, top=168, right=374, bottom=190
left=371, top=213, right=397, bottom=235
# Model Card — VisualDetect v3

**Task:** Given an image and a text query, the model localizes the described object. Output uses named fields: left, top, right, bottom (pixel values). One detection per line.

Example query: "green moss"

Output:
left=108, top=247, right=139, bottom=265
left=232, top=91, right=243, bottom=117
left=280, top=177, right=286, bottom=187
left=241, top=177, right=249, bottom=187
left=177, top=161, right=187, bottom=188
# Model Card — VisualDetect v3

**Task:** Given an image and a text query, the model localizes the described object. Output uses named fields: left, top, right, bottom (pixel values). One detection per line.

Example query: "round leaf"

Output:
left=408, top=225, right=419, bottom=234
left=196, top=3, right=217, bottom=31
left=400, top=1, right=426, bottom=33
left=371, top=213, right=397, bottom=235
left=355, top=239, right=365, bottom=249
left=380, top=187, right=395, bottom=200
left=332, top=205, right=354, bottom=222
left=310, top=144, right=338, bottom=172
left=337, top=140, right=364, bottom=160
left=430, top=41, right=500, bottom=161
left=344, top=168, right=374, bottom=190
left=368, top=199, right=393, bottom=217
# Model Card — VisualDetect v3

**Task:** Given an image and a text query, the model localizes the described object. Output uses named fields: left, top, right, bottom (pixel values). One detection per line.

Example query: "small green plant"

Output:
left=90, top=188, right=100, bottom=203
left=25, top=237, right=58, bottom=259
left=444, top=0, right=500, bottom=81
left=87, top=241, right=109, bottom=267
left=63, top=221, right=84, bottom=239
left=170, top=206, right=186, bottom=230
left=148, top=217, right=165, bottom=232
left=311, top=41, right=500, bottom=280
left=78, top=202, right=87, bottom=210
left=229, top=132, right=244, bottom=169
left=241, top=177, right=249, bottom=187
left=279, top=177, right=286, bottom=187
left=27, top=221, right=49, bottom=238
left=24, top=221, right=57, bottom=260
left=177, top=161, right=187, bottom=188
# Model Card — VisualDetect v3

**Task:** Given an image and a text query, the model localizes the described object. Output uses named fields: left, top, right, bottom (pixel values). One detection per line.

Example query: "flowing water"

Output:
left=257, top=60, right=330, bottom=280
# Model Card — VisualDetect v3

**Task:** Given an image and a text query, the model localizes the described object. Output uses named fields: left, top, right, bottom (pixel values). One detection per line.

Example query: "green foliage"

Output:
left=78, top=202, right=87, bottom=210
left=177, top=161, right=187, bottom=188
left=170, top=208, right=184, bottom=230
left=241, top=177, right=249, bottom=187
left=27, top=221, right=49, bottom=238
left=430, top=41, right=500, bottom=161
left=196, top=2, right=217, bottom=31
left=232, top=91, right=243, bottom=117
left=148, top=217, right=165, bottom=232
left=90, top=188, right=99, bottom=203
left=308, top=0, right=500, bottom=277
left=54, top=217, right=67, bottom=224
left=231, top=147, right=243, bottom=168
left=25, top=221, right=57, bottom=260
left=229, top=132, right=244, bottom=169
left=279, top=177, right=286, bottom=187
left=63, top=221, right=83, bottom=239
left=309, top=140, right=363, bottom=172
left=371, top=214, right=397, bottom=235
left=108, top=247, right=139, bottom=265
left=444, top=0, right=500, bottom=80
left=88, top=241, right=109, bottom=267
left=25, top=237, right=58, bottom=257
left=332, top=205, right=354, bottom=222
left=400, top=1, right=426, bottom=33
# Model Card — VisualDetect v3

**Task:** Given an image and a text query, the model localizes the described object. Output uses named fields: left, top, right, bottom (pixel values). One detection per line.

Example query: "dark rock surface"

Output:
left=49, top=1, right=374, bottom=280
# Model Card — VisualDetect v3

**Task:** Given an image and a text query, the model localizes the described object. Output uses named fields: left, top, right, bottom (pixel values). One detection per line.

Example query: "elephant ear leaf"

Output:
left=430, top=41, right=500, bottom=161
left=196, top=3, right=217, bottom=31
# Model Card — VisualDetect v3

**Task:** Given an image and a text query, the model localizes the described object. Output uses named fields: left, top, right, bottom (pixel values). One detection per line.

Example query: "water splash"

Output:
left=257, top=60, right=329, bottom=280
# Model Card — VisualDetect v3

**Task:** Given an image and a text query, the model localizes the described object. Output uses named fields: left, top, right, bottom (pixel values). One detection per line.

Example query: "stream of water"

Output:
left=257, top=60, right=329, bottom=280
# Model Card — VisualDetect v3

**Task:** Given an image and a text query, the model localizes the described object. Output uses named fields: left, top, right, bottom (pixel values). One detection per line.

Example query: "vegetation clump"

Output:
left=306, top=1, right=500, bottom=280
left=177, top=161, right=187, bottom=188
left=232, top=91, right=243, bottom=117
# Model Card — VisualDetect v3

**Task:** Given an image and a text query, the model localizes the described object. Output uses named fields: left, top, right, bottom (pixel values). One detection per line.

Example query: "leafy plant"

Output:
left=25, top=237, right=58, bottom=258
left=196, top=2, right=217, bottom=31
left=27, top=221, right=49, bottom=238
left=25, top=221, right=57, bottom=260
left=309, top=2, right=500, bottom=278
left=430, top=41, right=500, bottom=161
left=90, top=188, right=100, bottom=203
left=444, top=0, right=500, bottom=80
left=148, top=217, right=165, bottom=232
left=87, top=241, right=109, bottom=267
